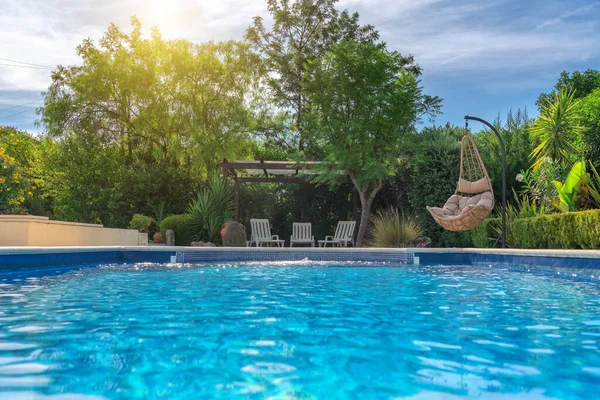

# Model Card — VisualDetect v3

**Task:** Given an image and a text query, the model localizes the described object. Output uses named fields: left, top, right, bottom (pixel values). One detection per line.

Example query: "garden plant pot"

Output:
left=153, top=231, right=164, bottom=244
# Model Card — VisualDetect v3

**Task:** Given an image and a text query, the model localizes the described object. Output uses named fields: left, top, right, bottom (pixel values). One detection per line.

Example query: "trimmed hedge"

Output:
left=471, top=217, right=501, bottom=248
left=160, top=214, right=194, bottom=246
left=471, top=211, right=600, bottom=249
left=509, top=210, right=600, bottom=249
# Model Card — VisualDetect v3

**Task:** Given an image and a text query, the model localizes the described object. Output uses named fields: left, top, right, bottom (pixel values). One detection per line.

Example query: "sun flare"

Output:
left=141, top=0, right=188, bottom=36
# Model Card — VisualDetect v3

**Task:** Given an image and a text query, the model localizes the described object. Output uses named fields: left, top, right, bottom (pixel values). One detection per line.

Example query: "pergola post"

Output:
left=222, top=158, right=229, bottom=179
left=234, top=178, right=240, bottom=221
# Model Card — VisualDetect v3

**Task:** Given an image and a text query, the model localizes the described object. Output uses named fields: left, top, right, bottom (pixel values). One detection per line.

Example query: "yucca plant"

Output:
left=147, top=200, right=166, bottom=233
left=529, top=88, right=585, bottom=170
left=369, top=208, right=424, bottom=248
left=187, top=179, right=234, bottom=243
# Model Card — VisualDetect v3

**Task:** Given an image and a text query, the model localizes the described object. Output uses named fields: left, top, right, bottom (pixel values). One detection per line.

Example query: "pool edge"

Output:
left=1, top=246, right=600, bottom=270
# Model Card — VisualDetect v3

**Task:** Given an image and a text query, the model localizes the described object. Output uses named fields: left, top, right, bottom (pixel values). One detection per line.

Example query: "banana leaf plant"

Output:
left=589, top=162, right=600, bottom=208
left=551, top=161, right=595, bottom=212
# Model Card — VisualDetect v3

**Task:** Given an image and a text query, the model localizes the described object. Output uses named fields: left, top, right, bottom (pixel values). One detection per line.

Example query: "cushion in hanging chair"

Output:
left=457, top=177, right=491, bottom=194
left=426, top=191, right=494, bottom=231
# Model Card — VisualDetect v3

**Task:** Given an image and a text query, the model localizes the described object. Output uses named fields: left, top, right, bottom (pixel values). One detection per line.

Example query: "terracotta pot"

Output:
left=220, top=222, right=230, bottom=242
left=153, top=231, right=164, bottom=243
left=221, top=221, right=246, bottom=241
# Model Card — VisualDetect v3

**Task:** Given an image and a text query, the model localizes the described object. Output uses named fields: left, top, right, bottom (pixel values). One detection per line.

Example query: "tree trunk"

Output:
left=296, top=110, right=305, bottom=151
left=355, top=193, right=374, bottom=247
left=351, top=174, right=383, bottom=247
left=296, top=95, right=305, bottom=151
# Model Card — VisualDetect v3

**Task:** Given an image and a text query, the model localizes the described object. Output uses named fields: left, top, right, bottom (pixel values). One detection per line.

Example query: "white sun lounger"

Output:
left=290, top=223, right=314, bottom=247
left=250, top=219, right=285, bottom=247
left=318, top=221, right=356, bottom=247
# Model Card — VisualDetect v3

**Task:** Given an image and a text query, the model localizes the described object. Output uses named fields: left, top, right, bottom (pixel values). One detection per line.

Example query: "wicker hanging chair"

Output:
left=427, top=134, right=494, bottom=231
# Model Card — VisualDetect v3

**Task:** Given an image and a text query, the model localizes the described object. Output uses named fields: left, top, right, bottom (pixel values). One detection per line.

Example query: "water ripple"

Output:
left=0, top=263, right=599, bottom=399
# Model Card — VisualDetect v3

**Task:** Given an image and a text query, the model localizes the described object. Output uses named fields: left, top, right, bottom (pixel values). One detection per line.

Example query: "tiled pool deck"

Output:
left=1, top=246, right=600, bottom=281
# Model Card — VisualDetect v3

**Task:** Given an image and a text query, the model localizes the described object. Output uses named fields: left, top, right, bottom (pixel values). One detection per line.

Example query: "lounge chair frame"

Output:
left=250, top=219, right=285, bottom=247
left=318, top=221, right=356, bottom=247
left=290, top=223, right=314, bottom=247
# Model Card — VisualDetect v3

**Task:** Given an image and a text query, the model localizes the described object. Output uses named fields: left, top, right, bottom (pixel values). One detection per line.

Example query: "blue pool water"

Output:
left=0, top=262, right=599, bottom=399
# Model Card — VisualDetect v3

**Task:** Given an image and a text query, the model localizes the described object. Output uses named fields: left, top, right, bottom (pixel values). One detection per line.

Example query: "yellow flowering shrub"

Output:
left=0, top=126, right=36, bottom=212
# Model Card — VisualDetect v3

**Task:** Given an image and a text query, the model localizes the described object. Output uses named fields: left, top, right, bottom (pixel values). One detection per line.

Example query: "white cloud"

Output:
left=1, top=0, right=598, bottom=92
left=536, top=2, right=599, bottom=29
left=0, top=0, right=598, bottom=129
left=0, top=0, right=268, bottom=93
left=342, top=0, right=600, bottom=74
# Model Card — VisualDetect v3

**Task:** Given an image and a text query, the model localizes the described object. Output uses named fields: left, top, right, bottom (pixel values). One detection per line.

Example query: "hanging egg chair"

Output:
left=427, top=133, right=494, bottom=231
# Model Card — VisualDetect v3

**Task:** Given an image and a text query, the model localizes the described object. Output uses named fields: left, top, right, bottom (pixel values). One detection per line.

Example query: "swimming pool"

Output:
left=0, top=261, right=599, bottom=399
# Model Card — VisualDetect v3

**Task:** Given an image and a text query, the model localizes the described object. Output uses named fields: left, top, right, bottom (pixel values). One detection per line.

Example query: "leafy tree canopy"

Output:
left=303, top=40, right=441, bottom=245
left=0, top=126, right=39, bottom=212
left=580, top=87, right=600, bottom=165
left=536, top=69, right=600, bottom=110
left=36, top=17, right=266, bottom=226
left=40, top=16, right=261, bottom=176
left=246, top=0, right=379, bottom=150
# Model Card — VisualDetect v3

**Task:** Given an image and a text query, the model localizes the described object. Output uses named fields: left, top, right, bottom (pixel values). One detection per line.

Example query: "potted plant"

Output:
left=149, top=201, right=166, bottom=243
left=129, top=214, right=153, bottom=246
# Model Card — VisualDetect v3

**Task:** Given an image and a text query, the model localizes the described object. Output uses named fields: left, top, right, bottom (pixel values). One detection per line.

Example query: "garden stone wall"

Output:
left=0, top=215, right=141, bottom=246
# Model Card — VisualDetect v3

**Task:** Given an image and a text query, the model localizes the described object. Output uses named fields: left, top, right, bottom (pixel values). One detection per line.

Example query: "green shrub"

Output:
left=187, top=179, right=234, bottom=244
left=160, top=214, right=194, bottom=246
left=436, top=230, right=474, bottom=248
left=404, top=127, right=463, bottom=247
left=471, top=217, right=501, bottom=248
left=128, top=214, right=153, bottom=233
left=509, top=210, right=600, bottom=249
left=368, top=209, right=424, bottom=248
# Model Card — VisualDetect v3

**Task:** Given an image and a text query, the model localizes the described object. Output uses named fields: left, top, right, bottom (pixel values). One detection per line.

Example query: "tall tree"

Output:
left=38, top=18, right=262, bottom=225
left=245, top=0, right=379, bottom=151
left=530, top=89, right=586, bottom=171
left=303, top=41, right=441, bottom=246
left=40, top=17, right=260, bottom=176
left=536, top=69, right=600, bottom=109
left=580, top=88, right=600, bottom=165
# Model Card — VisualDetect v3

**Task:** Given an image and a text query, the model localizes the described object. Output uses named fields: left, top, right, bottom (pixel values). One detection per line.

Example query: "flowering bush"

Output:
left=0, top=127, right=36, bottom=212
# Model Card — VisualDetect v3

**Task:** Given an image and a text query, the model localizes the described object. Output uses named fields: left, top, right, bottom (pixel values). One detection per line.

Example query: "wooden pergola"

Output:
left=220, top=159, right=356, bottom=221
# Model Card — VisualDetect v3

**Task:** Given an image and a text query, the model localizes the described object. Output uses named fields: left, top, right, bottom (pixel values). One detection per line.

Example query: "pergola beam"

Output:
left=236, top=177, right=308, bottom=184
left=219, top=159, right=346, bottom=222
left=220, top=161, right=318, bottom=170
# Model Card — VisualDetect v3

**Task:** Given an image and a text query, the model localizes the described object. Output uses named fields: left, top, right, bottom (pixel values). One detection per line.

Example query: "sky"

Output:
left=0, top=0, right=599, bottom=132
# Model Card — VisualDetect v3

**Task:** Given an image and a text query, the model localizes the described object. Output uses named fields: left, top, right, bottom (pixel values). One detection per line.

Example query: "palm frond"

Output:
left=529, top=88, right=585, bottom=170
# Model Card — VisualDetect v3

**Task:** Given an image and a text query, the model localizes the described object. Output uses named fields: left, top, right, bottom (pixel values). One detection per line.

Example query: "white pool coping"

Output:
left=0, top=246, right=599, bottom=259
